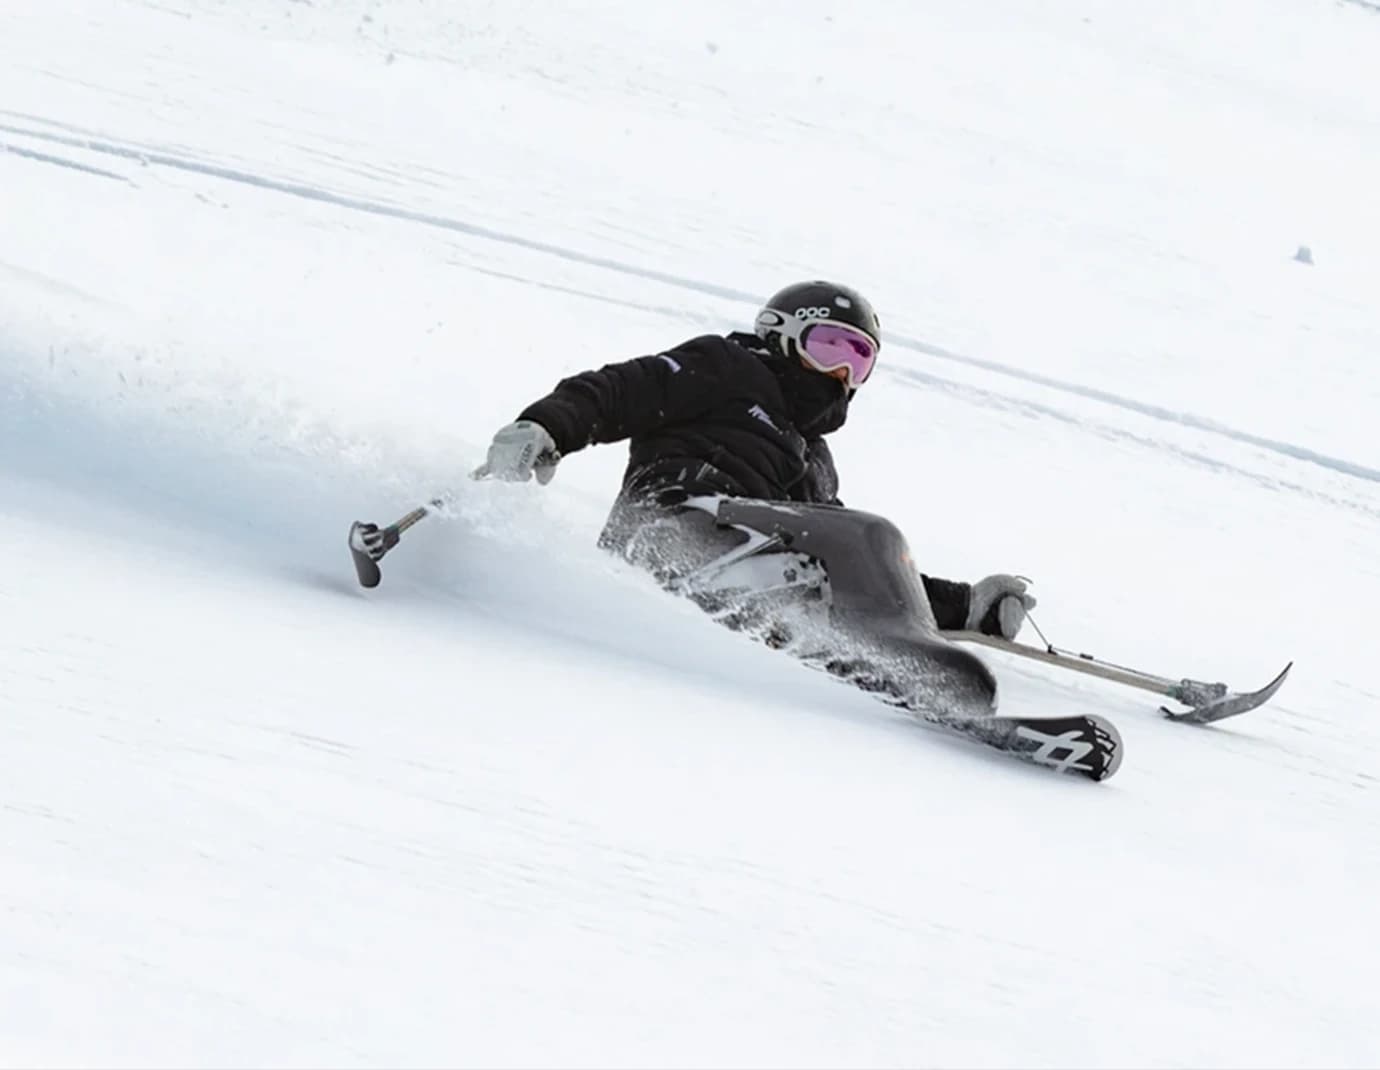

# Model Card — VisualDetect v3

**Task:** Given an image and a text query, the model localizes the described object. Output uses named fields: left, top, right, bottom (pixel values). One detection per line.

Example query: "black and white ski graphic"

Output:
left=921, top=709, right=1124, bottom=782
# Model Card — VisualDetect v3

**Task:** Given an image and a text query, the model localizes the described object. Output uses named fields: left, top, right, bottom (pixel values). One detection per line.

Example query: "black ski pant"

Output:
left=598, top=492, right=998, bottom=711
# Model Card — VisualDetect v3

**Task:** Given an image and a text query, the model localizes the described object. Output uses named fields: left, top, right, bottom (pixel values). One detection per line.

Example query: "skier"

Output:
left=475, top=280, right=1035, bottom=708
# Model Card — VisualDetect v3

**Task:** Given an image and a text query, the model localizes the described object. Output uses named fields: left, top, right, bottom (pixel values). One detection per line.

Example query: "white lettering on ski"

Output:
left=1014, top=725, right=1096, bottom=774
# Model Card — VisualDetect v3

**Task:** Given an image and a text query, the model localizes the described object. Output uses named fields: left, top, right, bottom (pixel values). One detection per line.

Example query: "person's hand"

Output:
left=966, top=574, right=1036, bottom=639
left=473, top=420, right=561, bottom=484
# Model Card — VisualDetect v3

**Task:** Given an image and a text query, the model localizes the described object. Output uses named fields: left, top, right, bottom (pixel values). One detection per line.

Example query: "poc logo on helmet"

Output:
left=794, top=307, right=832, bottom=320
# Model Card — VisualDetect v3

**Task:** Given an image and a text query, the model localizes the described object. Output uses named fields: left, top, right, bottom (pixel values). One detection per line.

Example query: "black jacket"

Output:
left=518, top=332, right=986, bottom=632
left=520, top=332, right=849, bottom=506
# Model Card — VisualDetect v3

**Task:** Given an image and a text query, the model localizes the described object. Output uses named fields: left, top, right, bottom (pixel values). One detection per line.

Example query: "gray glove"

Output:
left=966, top=574, right=1037, bottom=639
left=474, top=420, right=561, bottom=484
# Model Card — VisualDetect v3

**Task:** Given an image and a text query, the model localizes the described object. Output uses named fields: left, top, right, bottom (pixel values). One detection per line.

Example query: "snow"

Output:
left=2, top=0, right=1378, bottom=1065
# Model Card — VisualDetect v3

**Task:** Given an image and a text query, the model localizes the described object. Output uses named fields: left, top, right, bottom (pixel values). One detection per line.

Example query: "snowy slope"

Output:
left=2, top=0, right=1379, bottom=1066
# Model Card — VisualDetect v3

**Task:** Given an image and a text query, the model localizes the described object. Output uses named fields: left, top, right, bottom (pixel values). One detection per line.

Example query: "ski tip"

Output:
left=1162, top=660, right=1294, bottom=724
left=353, top=557, right=382, bottom=588
left=1088, top=713, right=1123, bottom=781
left=348, top=522, right=384, bottom=589
left=1005, top=713, right=1123, bottom=781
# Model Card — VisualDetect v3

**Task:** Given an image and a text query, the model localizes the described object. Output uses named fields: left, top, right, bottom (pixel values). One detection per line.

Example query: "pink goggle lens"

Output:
left=800, top=323, right=877, bottom=387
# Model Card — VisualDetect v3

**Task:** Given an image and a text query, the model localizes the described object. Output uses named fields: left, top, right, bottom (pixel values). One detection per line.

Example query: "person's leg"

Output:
left=711, top=500, right=999, bottom=712
left=602, top=495, right=827, bottom=641
left=602, top=494, right=997, bottom=713
left=601, top=496, right=745, bottom=583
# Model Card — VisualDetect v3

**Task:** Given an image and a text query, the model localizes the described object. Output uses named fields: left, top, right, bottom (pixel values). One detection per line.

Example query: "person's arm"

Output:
left=518, top=336, right=731, bottom=457
left=923, top=573, right=1037, bottom=638
left=475, top=336, right=734, bottom=482
left=921, top=575, right=972, bottom=631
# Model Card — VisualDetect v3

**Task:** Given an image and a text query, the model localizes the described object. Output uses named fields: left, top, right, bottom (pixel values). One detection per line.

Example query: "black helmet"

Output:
left=754, top=280, right=881, bottom=388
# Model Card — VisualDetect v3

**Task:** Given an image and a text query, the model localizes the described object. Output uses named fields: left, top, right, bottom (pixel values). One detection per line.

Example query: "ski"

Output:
left=782, top=645, right=1125, bottom=781
left=348, top=521, right=393, bottom=589
left=1160, top=661, right=1292, bottom=724
left=739, top=612, right=1123, bottom=778
left=348, top=498, right=448, bottom=589
left=947, top=631, right=1292, bottom=725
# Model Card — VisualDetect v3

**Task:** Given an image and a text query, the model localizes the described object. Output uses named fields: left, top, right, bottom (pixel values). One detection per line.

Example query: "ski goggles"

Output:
left=764, top=311, right=879, bottom=389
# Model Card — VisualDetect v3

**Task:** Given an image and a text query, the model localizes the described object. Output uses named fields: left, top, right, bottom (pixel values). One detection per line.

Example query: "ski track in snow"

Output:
left=3, top=1, right=1379, bottom=1066
left=3, top=112, right=1377, bottom=490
